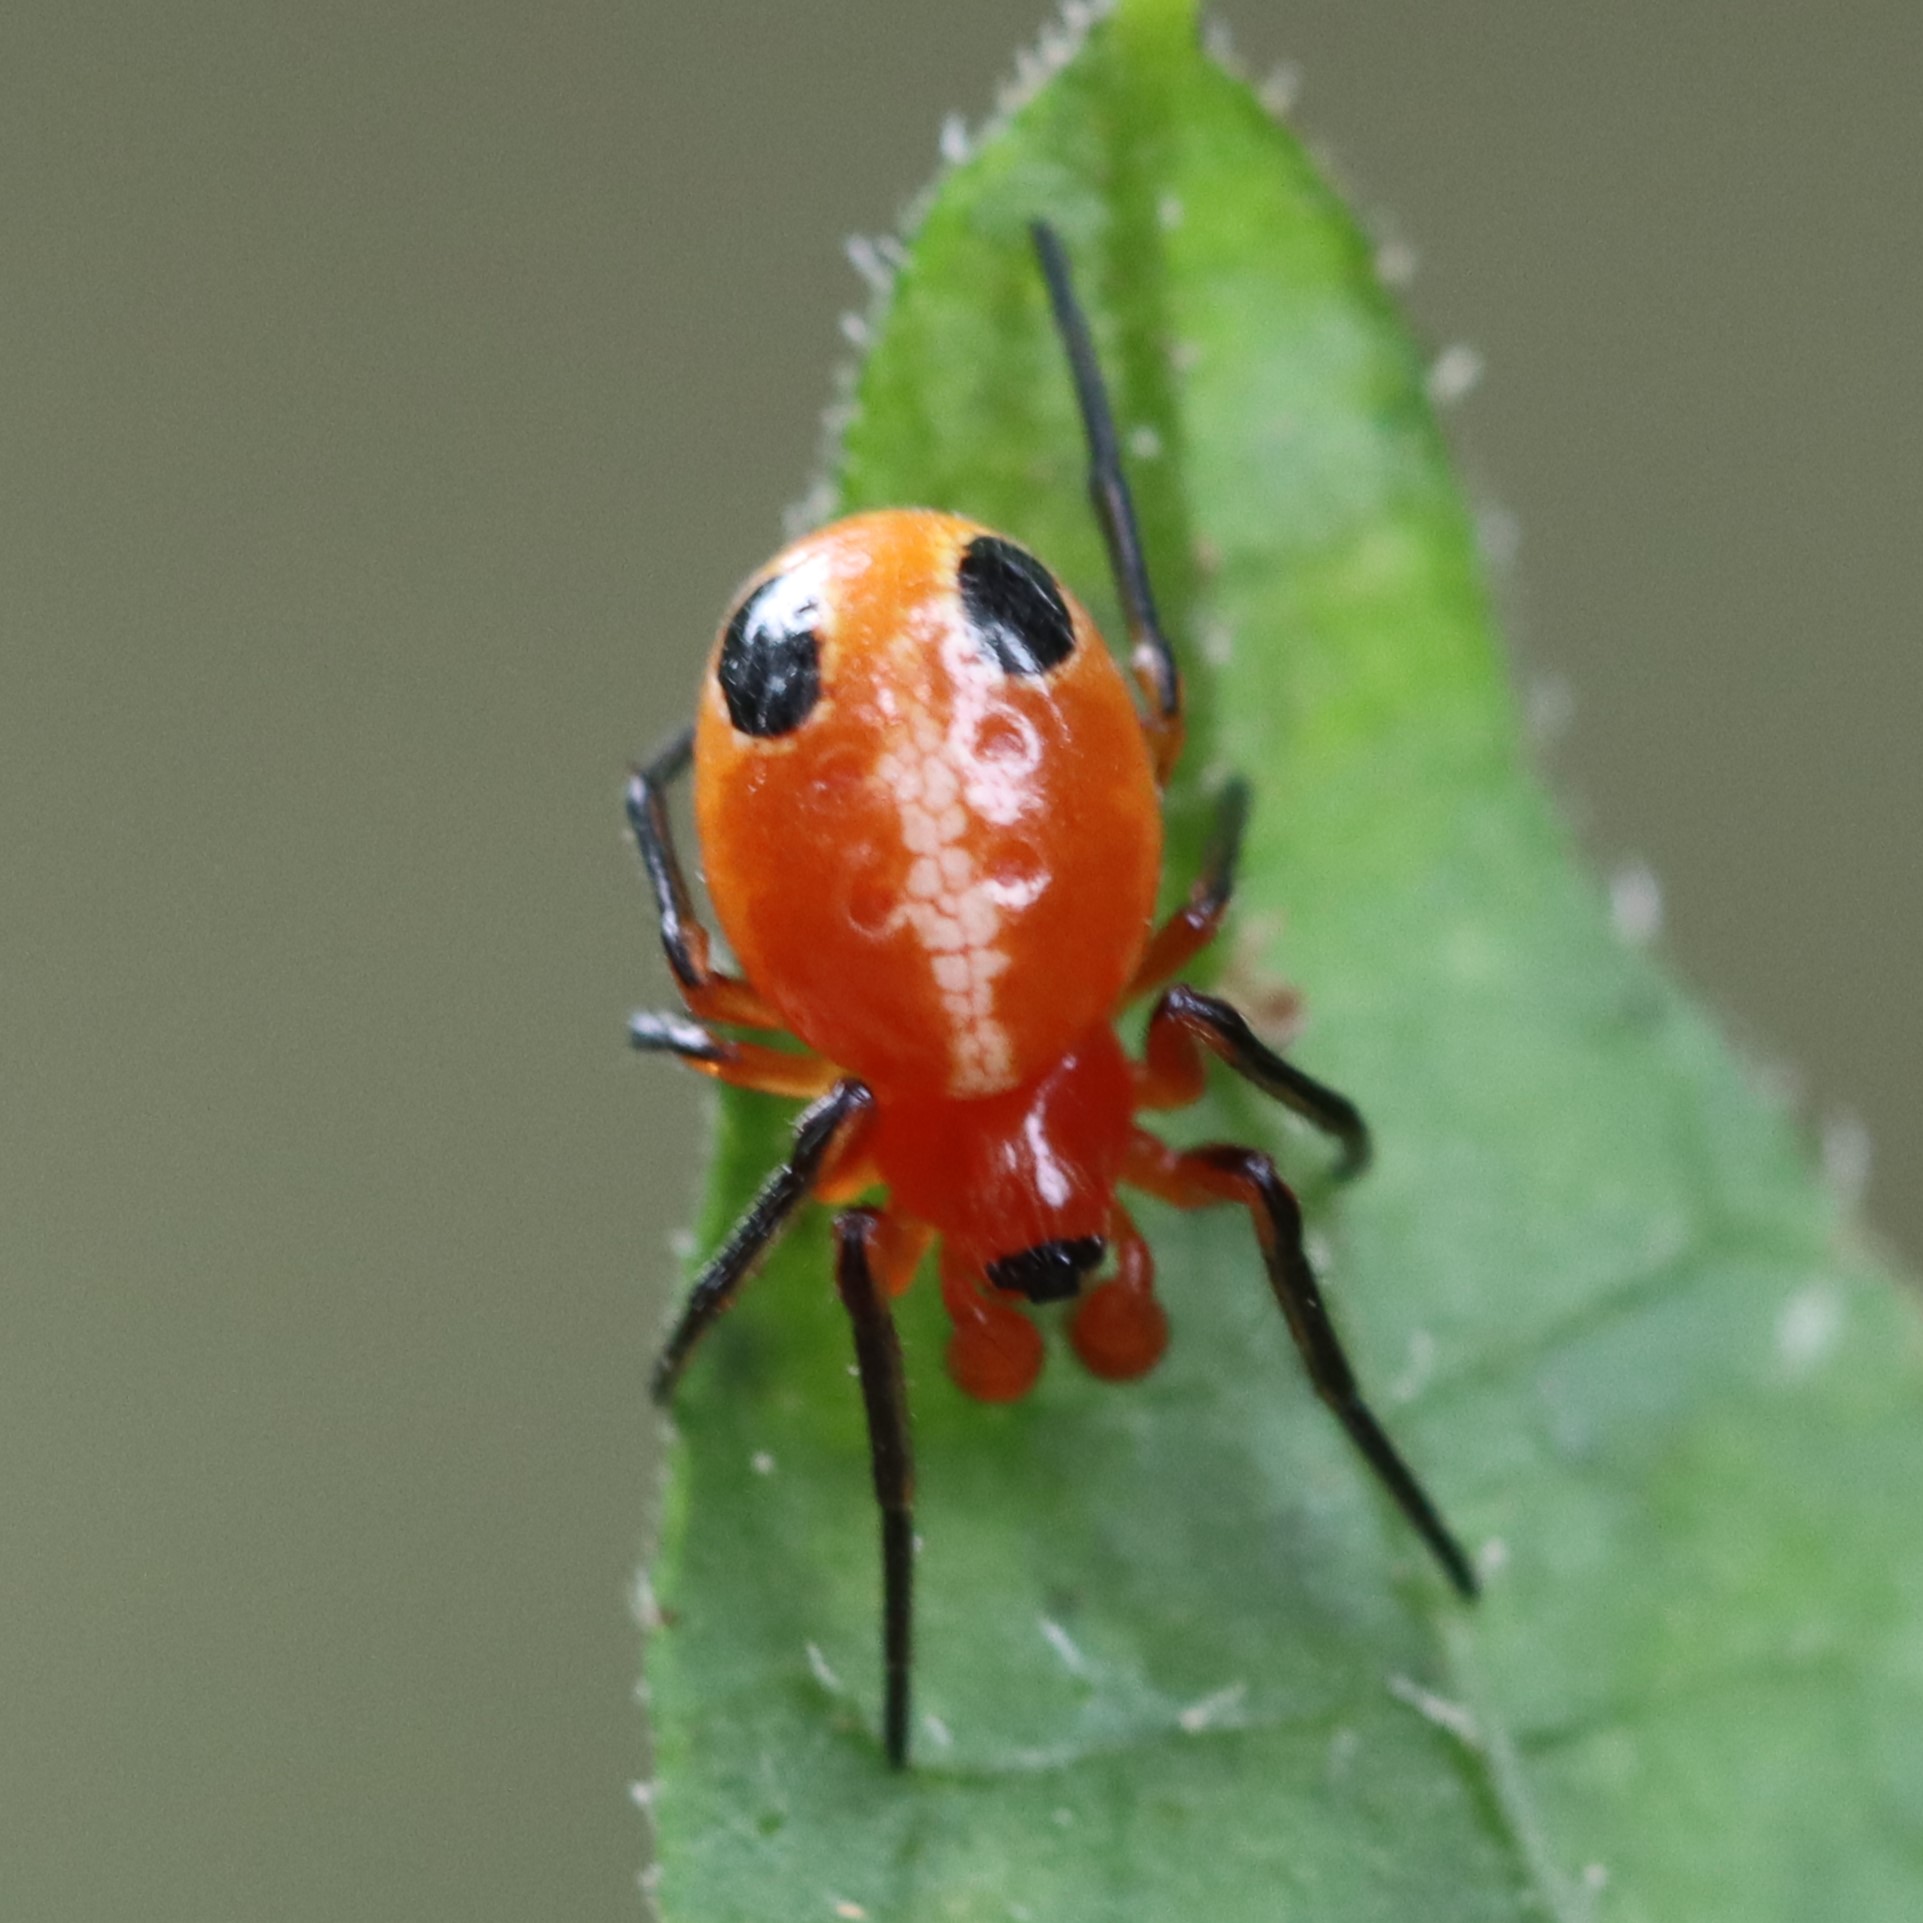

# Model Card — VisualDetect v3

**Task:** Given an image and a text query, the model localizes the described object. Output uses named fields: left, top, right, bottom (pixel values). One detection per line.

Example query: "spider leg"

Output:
left=650, top=1078, right=873, bottom=1402
left=1137, top=984, right=1371, bottom=1180
left=1127, top=777, right=1251, bottom=999
left=1124, top=1130, right=1477, bottom=1599
left=627, top=1009, right=839, bottom=1100
left=625, top=724, right=783, bottom=1030
left=1031, top=222, right=1184, bottom=783
left=833, top=1207, right=916, bottom=1769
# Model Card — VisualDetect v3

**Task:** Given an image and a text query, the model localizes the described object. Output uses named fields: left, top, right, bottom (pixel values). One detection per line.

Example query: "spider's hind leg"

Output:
left=1032, top=221, right=1184, bottom=783
left=1128, top=778, right=1251, bottom=1000
left=627, top=1008, right=837, bottom=1100
left=625, top=724, right=782, bottom=1030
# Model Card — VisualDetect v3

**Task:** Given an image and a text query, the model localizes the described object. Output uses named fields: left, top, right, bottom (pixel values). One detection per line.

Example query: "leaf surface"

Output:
left=644, top=4, right=1923, bottom=1917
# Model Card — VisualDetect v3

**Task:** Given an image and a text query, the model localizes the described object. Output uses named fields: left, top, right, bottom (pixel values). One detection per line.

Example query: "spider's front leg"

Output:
left=651, top=1078, right=872, bottom=1402
left=649, top=1083, right=918, bottom=1769
left=833, top=1207, right=916, bottom=1769
left=1123, top=1127, right=1476, bottom=1599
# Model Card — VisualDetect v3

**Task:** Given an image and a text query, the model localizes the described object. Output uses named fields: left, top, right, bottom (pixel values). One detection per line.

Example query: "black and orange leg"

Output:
left=833, top=1208, right=916, bottom=1768
left=1127, top=778, right=1251, bottom=999
left=1136, top=985, right=1372, bottom=1181
left=1124, top=1129, right=1477, bottom=1599
left=865, top=1214, right=936, bottom=1298
left=625, top=724, right=782, bottom=1030
left=650, top=1078, right=873, bottom=1402
left=1032, top=222, right=1184, bottom=784
left=627, top=1008, right=839, bottom=1100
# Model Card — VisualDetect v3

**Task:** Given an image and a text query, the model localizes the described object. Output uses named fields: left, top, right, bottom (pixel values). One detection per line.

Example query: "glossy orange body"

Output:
left=694, top=511, right=1161, bottom=1105
left=866, top=1022, right=1136, bottom=1267
left=638, top=228, right=1476, bottom=1772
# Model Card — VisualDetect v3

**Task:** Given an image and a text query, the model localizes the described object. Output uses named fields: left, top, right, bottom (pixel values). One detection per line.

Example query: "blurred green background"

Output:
left=2, top=4, right=1916, bottom=1917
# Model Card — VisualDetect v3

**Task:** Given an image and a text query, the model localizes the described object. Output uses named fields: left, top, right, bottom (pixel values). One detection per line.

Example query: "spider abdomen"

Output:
left=693, top=510, right=1161, bottom=1101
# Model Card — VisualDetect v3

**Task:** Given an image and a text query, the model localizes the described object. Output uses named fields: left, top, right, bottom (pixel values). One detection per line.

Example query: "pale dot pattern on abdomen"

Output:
left=874, top=700, right=1017, bottom=1097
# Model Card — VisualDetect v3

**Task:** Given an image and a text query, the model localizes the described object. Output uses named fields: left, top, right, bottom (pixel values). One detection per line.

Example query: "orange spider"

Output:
left=627, top=223, right=1475, bottom=1768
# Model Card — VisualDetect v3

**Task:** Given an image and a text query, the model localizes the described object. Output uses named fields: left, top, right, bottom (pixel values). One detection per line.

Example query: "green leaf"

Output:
left=643, top=3, right=1923, bottom=1917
